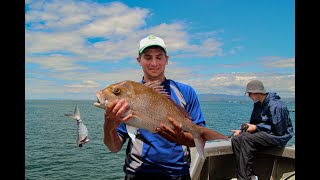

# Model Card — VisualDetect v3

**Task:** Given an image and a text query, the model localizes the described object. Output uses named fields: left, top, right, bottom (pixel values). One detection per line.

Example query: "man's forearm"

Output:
left=104, top=125, right=123, bottom=153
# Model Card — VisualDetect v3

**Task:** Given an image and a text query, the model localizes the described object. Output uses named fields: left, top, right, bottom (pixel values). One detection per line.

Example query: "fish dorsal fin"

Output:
left=144, top=80, right=170, bottom=97
left=144, top=80, right=192, bottom=120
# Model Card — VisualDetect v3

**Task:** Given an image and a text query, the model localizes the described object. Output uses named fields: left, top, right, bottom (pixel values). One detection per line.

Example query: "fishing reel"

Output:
left=228, top=123, right=250, bottom=138
left=240, top=123, right=249, bottom=132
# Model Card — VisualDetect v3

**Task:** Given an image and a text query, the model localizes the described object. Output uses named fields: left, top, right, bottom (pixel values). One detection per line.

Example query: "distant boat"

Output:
left=189, top=141, right=295, bottom=180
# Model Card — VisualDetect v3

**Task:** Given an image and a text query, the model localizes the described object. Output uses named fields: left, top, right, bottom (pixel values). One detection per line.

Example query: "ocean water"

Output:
left=25, top=100, right=295, bottom=180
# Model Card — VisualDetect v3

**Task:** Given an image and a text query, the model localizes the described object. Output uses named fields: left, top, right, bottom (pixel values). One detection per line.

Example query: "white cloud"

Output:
left=184, top=72, right=295, bottom=97
left=26, top=0, right=224, bottom=62
left=263, top=57, right=295, bottom=68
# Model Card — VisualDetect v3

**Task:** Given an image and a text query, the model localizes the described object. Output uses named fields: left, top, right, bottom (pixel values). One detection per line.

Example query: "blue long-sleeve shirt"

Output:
left=250, top=92, right=294, bottom=147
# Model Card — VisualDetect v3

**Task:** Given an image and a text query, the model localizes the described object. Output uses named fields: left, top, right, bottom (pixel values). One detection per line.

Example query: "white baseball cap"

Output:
left=138, top=35, right=167, bottom=55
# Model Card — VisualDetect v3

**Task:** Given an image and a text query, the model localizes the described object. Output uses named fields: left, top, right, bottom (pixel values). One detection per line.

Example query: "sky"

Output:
left=25, top=0, right=295, bottom=100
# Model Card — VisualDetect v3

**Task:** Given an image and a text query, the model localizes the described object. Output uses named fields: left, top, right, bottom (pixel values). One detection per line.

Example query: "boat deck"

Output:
left=189, top=141, right=295, bottom=180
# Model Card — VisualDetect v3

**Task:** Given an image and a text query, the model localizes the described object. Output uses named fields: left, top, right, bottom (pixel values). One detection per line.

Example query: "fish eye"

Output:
left=112, top=88, right=121, bottom=94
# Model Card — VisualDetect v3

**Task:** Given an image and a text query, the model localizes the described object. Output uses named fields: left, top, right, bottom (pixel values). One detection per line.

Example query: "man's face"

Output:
left=247, top=93, right=259, bottom=103
left=138, top=46, right=168, bottom=80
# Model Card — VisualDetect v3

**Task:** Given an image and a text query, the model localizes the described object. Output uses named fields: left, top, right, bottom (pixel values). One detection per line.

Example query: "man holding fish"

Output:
left=95, top=35, right=227, bottom=180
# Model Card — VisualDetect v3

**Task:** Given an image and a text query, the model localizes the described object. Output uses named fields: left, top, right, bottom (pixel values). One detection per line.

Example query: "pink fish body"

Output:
left=94, top=80, right=228, bottom=158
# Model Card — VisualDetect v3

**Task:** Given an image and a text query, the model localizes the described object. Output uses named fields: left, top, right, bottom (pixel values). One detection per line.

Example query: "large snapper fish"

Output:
left=94, top=80, right=228, bottom=158
left=65, top=105, right=89, bottom=147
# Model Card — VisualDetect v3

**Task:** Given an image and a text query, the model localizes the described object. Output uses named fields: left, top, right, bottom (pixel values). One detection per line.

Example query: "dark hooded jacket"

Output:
left=250, top=92, right=294, bottom=147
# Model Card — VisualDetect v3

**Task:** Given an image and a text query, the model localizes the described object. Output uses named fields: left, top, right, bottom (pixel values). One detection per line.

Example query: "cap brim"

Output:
left=139, top=45, right=166, bottom=55
left=245, top=90, right=267, bottom=94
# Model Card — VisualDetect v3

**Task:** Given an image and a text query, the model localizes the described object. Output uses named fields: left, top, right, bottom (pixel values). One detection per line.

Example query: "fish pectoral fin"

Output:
left=194, top=137, right=206, bottom=160
left=130, top=110, right=149, bottom=121
left=127, top=111, right=157, bottom=133
left=126, top=125, right=138, bottom=142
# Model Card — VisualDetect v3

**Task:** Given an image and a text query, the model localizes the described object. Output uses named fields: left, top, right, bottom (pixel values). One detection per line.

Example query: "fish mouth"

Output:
left=93, top=91, right=108, bottom=109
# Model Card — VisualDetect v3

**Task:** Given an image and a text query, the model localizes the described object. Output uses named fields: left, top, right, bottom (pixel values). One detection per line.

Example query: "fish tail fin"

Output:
left=192, top=126, right=229, bottom=159
left=194, top=137, right=206, bottom=159
left=64, top=104, right=81, bottom=120
left=199, top=126, right=229, bottom=141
